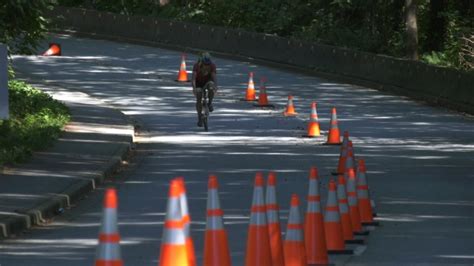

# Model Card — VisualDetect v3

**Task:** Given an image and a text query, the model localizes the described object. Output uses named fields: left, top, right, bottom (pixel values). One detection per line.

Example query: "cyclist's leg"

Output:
left=208, top=88, right=215, bottom=104
left=204, top=81, right=216, bottom=111
left=194, top=87, right=203, bottom=125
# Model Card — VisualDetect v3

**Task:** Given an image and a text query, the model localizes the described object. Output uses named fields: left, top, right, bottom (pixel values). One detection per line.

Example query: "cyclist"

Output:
left=192, top=52, right=218, bottom=127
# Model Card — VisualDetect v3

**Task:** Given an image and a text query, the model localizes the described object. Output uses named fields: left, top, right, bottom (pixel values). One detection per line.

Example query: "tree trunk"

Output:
left=427, top=0, right=446, bottom=52
left=405, top=0, right=419, bottom=60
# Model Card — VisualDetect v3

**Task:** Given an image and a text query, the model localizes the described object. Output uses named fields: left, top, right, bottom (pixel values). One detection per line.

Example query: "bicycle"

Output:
left=200, top=86, right=210, bottom=131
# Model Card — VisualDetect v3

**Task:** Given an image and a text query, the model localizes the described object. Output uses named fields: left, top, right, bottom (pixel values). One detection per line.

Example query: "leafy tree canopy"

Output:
left=0, top=0, right=56, bottom=54
left=59, top=0, right=473, bottom=70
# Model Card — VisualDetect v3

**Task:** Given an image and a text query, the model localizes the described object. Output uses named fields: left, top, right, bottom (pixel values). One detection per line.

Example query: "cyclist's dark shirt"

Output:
left=193, top=62, right=216, bottom=88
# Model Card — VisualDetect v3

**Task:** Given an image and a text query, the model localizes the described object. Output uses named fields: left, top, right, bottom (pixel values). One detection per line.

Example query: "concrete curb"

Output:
left=0, top=77, right=134, bottom=240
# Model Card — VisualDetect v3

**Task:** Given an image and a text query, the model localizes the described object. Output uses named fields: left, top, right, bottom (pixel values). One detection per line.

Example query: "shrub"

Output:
left=0, top=80, right=70, bottom=166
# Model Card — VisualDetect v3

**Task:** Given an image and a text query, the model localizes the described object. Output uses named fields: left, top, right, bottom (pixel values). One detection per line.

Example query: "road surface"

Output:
left=1, top=34, right=473, bottom=265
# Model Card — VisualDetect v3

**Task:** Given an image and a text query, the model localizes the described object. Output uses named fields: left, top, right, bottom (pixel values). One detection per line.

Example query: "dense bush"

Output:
left=0, top=81, right=70, bottom=166
left=58, top=0, right=473, bottom=71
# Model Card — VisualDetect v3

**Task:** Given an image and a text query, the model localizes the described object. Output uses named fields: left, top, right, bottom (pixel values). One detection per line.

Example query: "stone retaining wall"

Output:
left=47, top=7, right=474, bottom=114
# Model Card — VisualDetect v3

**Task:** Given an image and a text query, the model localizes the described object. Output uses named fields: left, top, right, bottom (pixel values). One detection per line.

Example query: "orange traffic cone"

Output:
left=346, top=168, right=364, bottom=235
left=333, top=131, right=350, bottom=175
left=245, top=72, right=256, bottom=101
left=284, top=194, right=307, bottom=266
left=203, top=175, right=232, bottom=266
left=176, top=54, right=189, bottom=82
left=348, top=140, right=355, bottom=154
left=343, top=147, right=356, bottom=181
left=176, top=177, right=196, bottom=266
left=341, top=131, right=350, bottom=147
left=304, top=167, right=329, bottom=265
left=283, top=95, right=298, bottom=116
left=325, top=107, right=342, bottom=145
left=42, top=43, right=61, bottom=56
left=357, top=159, right=379, bottom=226
left=337, top=175, right=354, bottom=242
left=305, top=102, right=321, bottom=137
left=254, top=78, right=273, bottom=108
left=324, top=179, right=352, bottom=254
left=348, top=141, right=357, bottom=170
left=159, top=179, right=189, bottom=266
left=245, top=172, right=272, bottom=266
left=266, top=172, right=284, bottom=266
left=95, top=188, right=123, bottom=266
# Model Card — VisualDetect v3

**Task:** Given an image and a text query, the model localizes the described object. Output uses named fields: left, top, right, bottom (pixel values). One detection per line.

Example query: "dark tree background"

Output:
left=17, top=0, right=474, bottom=70
left=0, top=1, right=55, bottom=55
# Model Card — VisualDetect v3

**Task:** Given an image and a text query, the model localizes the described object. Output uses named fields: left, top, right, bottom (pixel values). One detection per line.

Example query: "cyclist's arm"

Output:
left=211, top=72, right=217, bottom=85
left=192, top=66, right=197, bottom=94
left=211, top=70, right=217, bottom=91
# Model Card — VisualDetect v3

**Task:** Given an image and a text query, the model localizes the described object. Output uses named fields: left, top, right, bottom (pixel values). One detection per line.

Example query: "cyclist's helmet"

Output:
left=200, top=52, right=212, bottom=65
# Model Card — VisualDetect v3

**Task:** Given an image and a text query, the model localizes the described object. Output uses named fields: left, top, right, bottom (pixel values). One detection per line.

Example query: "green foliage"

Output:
left=7, top=64, right=15, bottom=79
left=0, top=81, right=70, bottom=166
left=59, top=0, right=165, bottom=16
left=0, top=0, right=56, bottom=55
left=422, top=51, right=451, bottom=66
left=57, top=0, right=473, bottom=70
left=294, top=1, right=407, bottom=55
left=434, top=9, right=472, bottom=68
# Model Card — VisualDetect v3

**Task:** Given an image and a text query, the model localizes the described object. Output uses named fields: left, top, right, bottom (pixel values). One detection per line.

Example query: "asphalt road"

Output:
left=1, top=34, right=473, bottom=265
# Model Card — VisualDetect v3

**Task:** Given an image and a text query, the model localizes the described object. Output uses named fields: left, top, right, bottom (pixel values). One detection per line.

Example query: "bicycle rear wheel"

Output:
left=202, top=90, right=210, bottom=131
left=203, top=115, right=208, bottom=131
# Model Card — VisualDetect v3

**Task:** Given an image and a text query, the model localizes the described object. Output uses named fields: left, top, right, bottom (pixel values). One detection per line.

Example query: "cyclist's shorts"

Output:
left=194, top=81, right=217, bottom=95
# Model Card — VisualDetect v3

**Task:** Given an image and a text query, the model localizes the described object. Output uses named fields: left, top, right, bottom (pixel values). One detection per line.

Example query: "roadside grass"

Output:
left=0, top=80, right=70, bottom=166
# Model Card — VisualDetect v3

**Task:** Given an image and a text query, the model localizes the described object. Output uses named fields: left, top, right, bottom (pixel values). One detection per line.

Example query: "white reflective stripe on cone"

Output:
left=324, top=186, right=340, bottom=223
left=180, top=192, right=190, bottom=217
left=324, top=210, right=340, bottom=222
left=163, top=228, right=187, bottom=245
left=96, top=243, right=121, bottom=260
left=250, top=211, right=268, bottom=225
left=330, top=114, right=339, bottom=128
left=100, top=208, right=118, bottom=234
left=345, top=156, right=354, bottom=170
left=179, top=187, right=191, bottom=237
left=285, top=228, right=304, bottom=241
left=348, top=194, right=358, bottom=206
left=252, top=187, right=265, bottom=206
left=183, top=223, right=191, bottom=239
left=307, top=201, right=321, bottom=213
left=267, top=209, right=279, bottom=223
left=340, top=147, right=348, bottom=157
left=165, top=198, right=181, bottom=221
left=266, top=186, right=277, bottom=204
left=358, top=189, right=369, bottom=199
left=308, top=179, right=319, bottom=197
left=341, top=137, right=348, bottom=147
left=288, top=206, right=302, bottom=224
left=207, top=189, right=221, bottom=211
left=326, top=187, right=338, bottom=206
left=206, top=216, right=224, bottom=230
left=338, top=201, right=349, bottom=213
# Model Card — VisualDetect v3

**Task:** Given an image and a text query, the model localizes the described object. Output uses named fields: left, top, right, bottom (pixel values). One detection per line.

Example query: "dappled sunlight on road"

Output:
left=3, top=33, right=473, bottom=265
left=139, top=134, right=309, bottom=145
